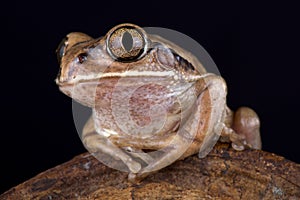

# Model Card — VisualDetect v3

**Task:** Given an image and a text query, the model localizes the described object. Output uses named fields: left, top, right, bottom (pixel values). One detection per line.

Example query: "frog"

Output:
left=55, top=23, right=261, bottom=182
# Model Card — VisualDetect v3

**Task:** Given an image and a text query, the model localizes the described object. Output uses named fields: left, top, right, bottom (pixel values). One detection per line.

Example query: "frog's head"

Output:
left=55, top=24, right=203, bottom=107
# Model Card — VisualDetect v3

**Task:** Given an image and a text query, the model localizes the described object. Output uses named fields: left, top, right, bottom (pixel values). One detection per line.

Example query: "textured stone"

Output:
left=1, top=143, right=299, bottom=199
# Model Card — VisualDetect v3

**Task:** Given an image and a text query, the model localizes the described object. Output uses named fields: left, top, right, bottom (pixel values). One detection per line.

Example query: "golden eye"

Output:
left=106, top=24, right=148, bottom=61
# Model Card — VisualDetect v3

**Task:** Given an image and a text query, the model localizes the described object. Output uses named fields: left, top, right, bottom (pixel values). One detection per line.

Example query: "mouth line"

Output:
left=56, top=70, right=177, bottom=85
left=56, top=71, right=212, bottom=87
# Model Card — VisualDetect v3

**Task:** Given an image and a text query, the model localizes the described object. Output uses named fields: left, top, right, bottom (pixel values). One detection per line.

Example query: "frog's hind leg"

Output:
left=221, top=107, right=261, bottom=150
left=82, top=116, right=142, bottom=173
left=232, top=107, right=261, bottom=149
left=129, top=75, right=229, bottom=182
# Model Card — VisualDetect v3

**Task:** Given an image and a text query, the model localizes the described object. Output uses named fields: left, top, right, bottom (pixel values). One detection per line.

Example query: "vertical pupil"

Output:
left=122, top=31, right=133, bottom=52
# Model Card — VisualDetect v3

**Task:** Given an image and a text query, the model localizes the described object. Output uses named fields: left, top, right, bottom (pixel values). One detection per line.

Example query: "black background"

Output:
left=1, top=1, right=299, bottom=194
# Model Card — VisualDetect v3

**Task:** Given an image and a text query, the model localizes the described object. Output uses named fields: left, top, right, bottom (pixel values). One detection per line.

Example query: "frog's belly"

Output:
left=93, top=106, right=181, bottom=148
left=92, top=76, right=197, bottom=149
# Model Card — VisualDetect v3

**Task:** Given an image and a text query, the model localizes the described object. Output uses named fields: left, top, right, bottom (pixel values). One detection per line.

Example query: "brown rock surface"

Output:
left=1, top=143, right=299, bottom=199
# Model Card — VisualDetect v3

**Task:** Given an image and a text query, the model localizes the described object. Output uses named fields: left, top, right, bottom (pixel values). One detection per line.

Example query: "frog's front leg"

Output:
left=128, top=133, right=193, bottom=182
left=82, top=116, right=142, bottom=173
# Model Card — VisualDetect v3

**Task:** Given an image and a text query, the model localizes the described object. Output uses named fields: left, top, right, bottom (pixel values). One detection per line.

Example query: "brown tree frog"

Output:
left=55, top=24, right=261, bottom=182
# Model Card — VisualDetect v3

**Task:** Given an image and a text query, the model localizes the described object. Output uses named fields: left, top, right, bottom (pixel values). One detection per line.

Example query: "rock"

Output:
left=1, top=143, right=299, bottom=199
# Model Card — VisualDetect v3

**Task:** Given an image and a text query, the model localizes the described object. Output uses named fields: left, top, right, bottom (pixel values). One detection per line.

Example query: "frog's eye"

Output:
left=56, top=37, right=68, bottom=64
left=106, top=24, right=148, bottom=62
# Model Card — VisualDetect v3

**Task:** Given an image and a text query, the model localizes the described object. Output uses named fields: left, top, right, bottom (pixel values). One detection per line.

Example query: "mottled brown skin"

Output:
left=56, top=23, right=261, bottom=182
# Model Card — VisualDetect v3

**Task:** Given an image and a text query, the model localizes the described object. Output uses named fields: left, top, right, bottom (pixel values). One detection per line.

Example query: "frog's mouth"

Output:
left=56, top=70, right=211, bottom=86
left=57, top=70, right=177, bottom=84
